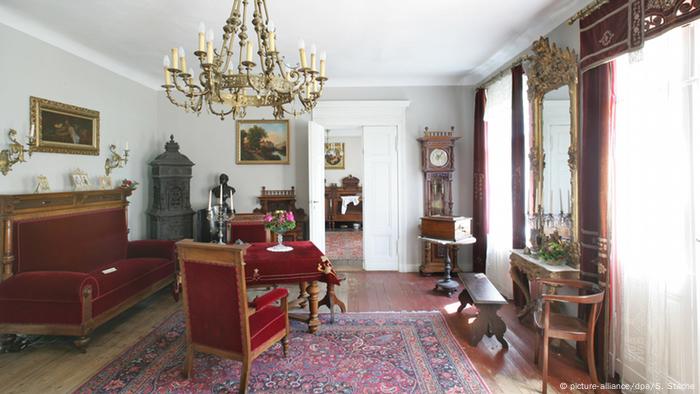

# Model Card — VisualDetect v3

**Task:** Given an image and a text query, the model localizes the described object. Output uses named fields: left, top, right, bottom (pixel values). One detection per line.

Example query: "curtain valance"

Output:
left=580, top=0, right=699, bottom=72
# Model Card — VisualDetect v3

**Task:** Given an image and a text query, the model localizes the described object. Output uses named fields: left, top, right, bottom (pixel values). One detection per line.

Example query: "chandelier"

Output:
left=161, top=0, right=327, bottom=120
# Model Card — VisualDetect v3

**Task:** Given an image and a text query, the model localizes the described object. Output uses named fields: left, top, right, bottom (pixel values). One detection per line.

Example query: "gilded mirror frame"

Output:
left=525, top=37, right=580, bottom=267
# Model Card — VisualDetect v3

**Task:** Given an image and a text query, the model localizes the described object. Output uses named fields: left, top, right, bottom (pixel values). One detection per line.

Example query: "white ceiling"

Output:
left=0, top=0, right=589, bottom=89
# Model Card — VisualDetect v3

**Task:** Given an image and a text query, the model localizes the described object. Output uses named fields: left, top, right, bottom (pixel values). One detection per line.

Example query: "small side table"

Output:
left=418, top=236, right=477, bottom=297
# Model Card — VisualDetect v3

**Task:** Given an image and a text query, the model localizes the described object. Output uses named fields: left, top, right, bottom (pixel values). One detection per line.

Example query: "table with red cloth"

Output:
left=243, top=241, right=341, bottom=333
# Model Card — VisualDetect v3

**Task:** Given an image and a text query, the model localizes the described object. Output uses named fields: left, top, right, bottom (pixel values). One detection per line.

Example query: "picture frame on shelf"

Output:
left=34, top=175, right=50, bottom=193
left=98, top=175, right=113, bottom=190
left=30, top=96, right=100, bottom=155
left=236, top=119, right=290, bottom=164
left=70, top=169, right=91, bottom=191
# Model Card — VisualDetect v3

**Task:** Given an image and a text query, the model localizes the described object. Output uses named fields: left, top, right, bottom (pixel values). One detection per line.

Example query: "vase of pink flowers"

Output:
left=264, top=210, right=296, bottom=252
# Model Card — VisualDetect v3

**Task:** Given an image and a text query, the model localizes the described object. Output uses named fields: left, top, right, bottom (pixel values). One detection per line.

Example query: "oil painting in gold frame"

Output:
left=236, top=119, right=290, bottom=164
left=30, top=96, right=100, bottom=155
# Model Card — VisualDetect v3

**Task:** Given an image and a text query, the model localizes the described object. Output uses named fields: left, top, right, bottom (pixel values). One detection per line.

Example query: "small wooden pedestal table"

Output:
left=419, top=236, right=476, bottom=297
left=457, top=273, right=508, bottom=348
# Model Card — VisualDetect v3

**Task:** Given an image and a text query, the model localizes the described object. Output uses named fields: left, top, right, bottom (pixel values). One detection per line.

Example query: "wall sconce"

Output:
left=104, top=142, right=129, bottom=176
left=0, top=128, right=36, bottom=176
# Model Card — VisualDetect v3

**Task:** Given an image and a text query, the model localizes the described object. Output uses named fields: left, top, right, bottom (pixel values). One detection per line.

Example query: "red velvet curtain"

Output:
left=472, top=88, right=488, bottom=273
left=511, top=65, right=526, bottom=249
left=510, top=65, right=527, bottom=306
left=580, top=61, right=615, bottom=378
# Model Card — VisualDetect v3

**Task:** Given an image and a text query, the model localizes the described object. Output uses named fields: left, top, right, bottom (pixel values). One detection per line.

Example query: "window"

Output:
left=611, top=21, right=699, bottom=391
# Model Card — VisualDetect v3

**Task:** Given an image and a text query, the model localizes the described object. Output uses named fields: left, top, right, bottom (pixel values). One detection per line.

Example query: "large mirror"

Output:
left=525, top=37, right=579, bottom=267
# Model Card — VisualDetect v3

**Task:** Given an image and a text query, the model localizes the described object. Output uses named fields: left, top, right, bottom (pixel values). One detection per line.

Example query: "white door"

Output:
left=362, top=126, right=399, bottom=270
left=307, top=121, right=326, bottom=253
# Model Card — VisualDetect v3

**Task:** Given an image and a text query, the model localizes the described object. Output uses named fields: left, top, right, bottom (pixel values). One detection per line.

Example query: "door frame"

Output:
left=313, top=100, right=411, bottom=272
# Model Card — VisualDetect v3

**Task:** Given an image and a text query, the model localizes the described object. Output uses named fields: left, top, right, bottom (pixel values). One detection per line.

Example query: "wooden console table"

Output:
left=509, top=249, right=579, bottom=322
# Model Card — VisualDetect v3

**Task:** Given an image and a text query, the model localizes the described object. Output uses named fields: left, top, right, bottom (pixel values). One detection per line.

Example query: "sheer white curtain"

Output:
left=484, top=74, right=513, bottom=298
left=611, top=22, right=699, bottom=393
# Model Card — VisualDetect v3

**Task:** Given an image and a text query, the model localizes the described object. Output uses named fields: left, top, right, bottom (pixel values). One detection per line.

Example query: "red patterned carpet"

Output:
left=325, top=230, right=363, bottom=270
left=76, top=311, right=490, bottom=393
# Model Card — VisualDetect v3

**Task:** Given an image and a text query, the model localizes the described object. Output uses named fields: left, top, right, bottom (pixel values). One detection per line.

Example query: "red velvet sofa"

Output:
left=0, top=192, right=176, bottom=350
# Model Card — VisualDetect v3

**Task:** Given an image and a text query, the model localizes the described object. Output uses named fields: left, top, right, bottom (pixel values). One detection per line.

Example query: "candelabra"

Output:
left=104, top=143, right=129, bottom=176
left=208, top=205, right=233, bottom=244
left=0, top=129, right=36, bottom=176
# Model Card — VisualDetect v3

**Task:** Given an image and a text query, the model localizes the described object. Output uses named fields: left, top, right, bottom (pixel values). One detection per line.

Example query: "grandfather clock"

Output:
left=418, top=127, right=461, bottom=274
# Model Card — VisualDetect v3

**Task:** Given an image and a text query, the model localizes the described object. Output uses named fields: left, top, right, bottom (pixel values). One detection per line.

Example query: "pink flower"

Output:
left=264, top=214, right=273, bottom=222
left=286, top=211, right=295, bottom=222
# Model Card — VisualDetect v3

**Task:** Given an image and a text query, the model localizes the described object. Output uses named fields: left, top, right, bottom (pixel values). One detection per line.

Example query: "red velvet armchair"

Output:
left=177, top=240, right=289, bottom=393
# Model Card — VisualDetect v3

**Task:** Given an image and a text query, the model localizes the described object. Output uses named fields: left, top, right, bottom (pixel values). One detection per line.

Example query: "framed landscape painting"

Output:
left=236, top=119, right=290, bottom=164
left=30, top=96, right=100, bottom=155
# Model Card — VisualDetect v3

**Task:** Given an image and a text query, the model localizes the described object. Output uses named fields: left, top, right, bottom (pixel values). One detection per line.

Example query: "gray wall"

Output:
left=1, top=20, right=479, bottom=271
left=157, top=86, right=476, bottom=270
left=0, top=23, right=159, bottom=238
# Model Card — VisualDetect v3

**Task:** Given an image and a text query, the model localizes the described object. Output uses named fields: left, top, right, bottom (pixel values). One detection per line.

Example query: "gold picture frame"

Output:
left=324, top=142, right=345, bottom=169
left=30, top=96, right=100, bottom=155
left=236, top=119, right=290, bottom=164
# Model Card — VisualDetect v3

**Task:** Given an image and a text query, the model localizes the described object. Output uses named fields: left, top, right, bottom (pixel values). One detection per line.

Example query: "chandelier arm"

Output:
left=237, top=0, right=250, bottom=74
left=223, top=12, right=241, bottom=74
left=207, top=100, right=235, bottom=119
left=244, top=68, right=264, bottom=94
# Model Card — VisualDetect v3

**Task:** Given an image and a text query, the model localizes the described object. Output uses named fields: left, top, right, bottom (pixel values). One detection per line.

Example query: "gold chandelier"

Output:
left=161, top=0, right=327, bottom=120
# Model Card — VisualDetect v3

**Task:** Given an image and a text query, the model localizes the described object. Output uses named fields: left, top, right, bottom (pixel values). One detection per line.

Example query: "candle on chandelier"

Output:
left=310, top=44, right=317, bottom=71
left=171, top=48, right=179, bottom=70
left=206, top=30, right=214, bottom=64
left=163, top=55, right=172, bottom=85
left=268, top=21, right=276, bottom=52
left=246, top=40, right=253, bottom=63
left=305, top=84, right=310, bottom=99
left=198, top=22, right=206, bottom=52
left=30, top=124, right=35, bottom=139
left=188, top=68, right=194, bottom=84
left=298, top=39, right=307, bottom=69
left=125, top=141, right=129, bottom=151
left=320, top=51, right=327, bottom=77
left=179, top=47, right=187, bottom=73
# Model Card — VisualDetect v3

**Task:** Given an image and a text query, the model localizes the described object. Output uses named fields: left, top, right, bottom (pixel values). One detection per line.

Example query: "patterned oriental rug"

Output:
left=76, top=312, right=490, bottom=393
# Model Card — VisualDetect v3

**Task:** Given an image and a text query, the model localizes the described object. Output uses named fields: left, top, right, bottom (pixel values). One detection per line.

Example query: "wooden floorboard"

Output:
left=0, top=272, right=610, bottom=393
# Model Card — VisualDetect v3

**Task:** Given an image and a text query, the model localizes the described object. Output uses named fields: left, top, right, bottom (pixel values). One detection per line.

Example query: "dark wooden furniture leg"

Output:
left=434, top=246, right=459, bottom=297
left=319, top=278, right=347, bottom=324
left=306, top=281, right=320, bottom=333
left=457, top=289, right=473, bottom=313
left=465, top=304, right=508, bottom=348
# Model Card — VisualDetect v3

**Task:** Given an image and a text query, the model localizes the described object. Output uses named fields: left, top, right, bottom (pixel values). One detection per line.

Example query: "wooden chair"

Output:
left=533, top=278, right=604, bottom=394
left=229, top=214, right=271, bottom=243
left=178, top=242, right=289, bottom=394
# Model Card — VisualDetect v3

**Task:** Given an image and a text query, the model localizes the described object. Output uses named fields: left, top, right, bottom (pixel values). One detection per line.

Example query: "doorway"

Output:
left=308, top=101, right=409, bottom=271
left=324, top=127, right=364, bottom=270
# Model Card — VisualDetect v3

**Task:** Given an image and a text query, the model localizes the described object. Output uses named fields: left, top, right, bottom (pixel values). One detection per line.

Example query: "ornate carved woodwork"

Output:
left=147, top=136, right=195, bottom=240
left=509, top=250, right=580, bottom=323
left=252, top=186, right=307, bottom=241
left=525, top=37, right=581, bottom=268
left=325, top=175, right=363, bottom=229
left=417, top=127, right=461, bottom=274
left=0, top=188, right=132, bottom=281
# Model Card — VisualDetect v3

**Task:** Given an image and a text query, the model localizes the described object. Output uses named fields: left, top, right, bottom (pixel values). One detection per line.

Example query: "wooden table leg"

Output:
left=510, top=265, right=533, bottom=322
left=306, top=281, right=320, bottom=333
left=297, top=281, right=308, bottom=308
left=319, top=282, right=347, bottom=324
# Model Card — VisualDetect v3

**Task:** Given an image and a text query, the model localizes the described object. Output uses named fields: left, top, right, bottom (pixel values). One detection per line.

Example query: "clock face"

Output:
left=429, top=148, right=449, bottom=168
